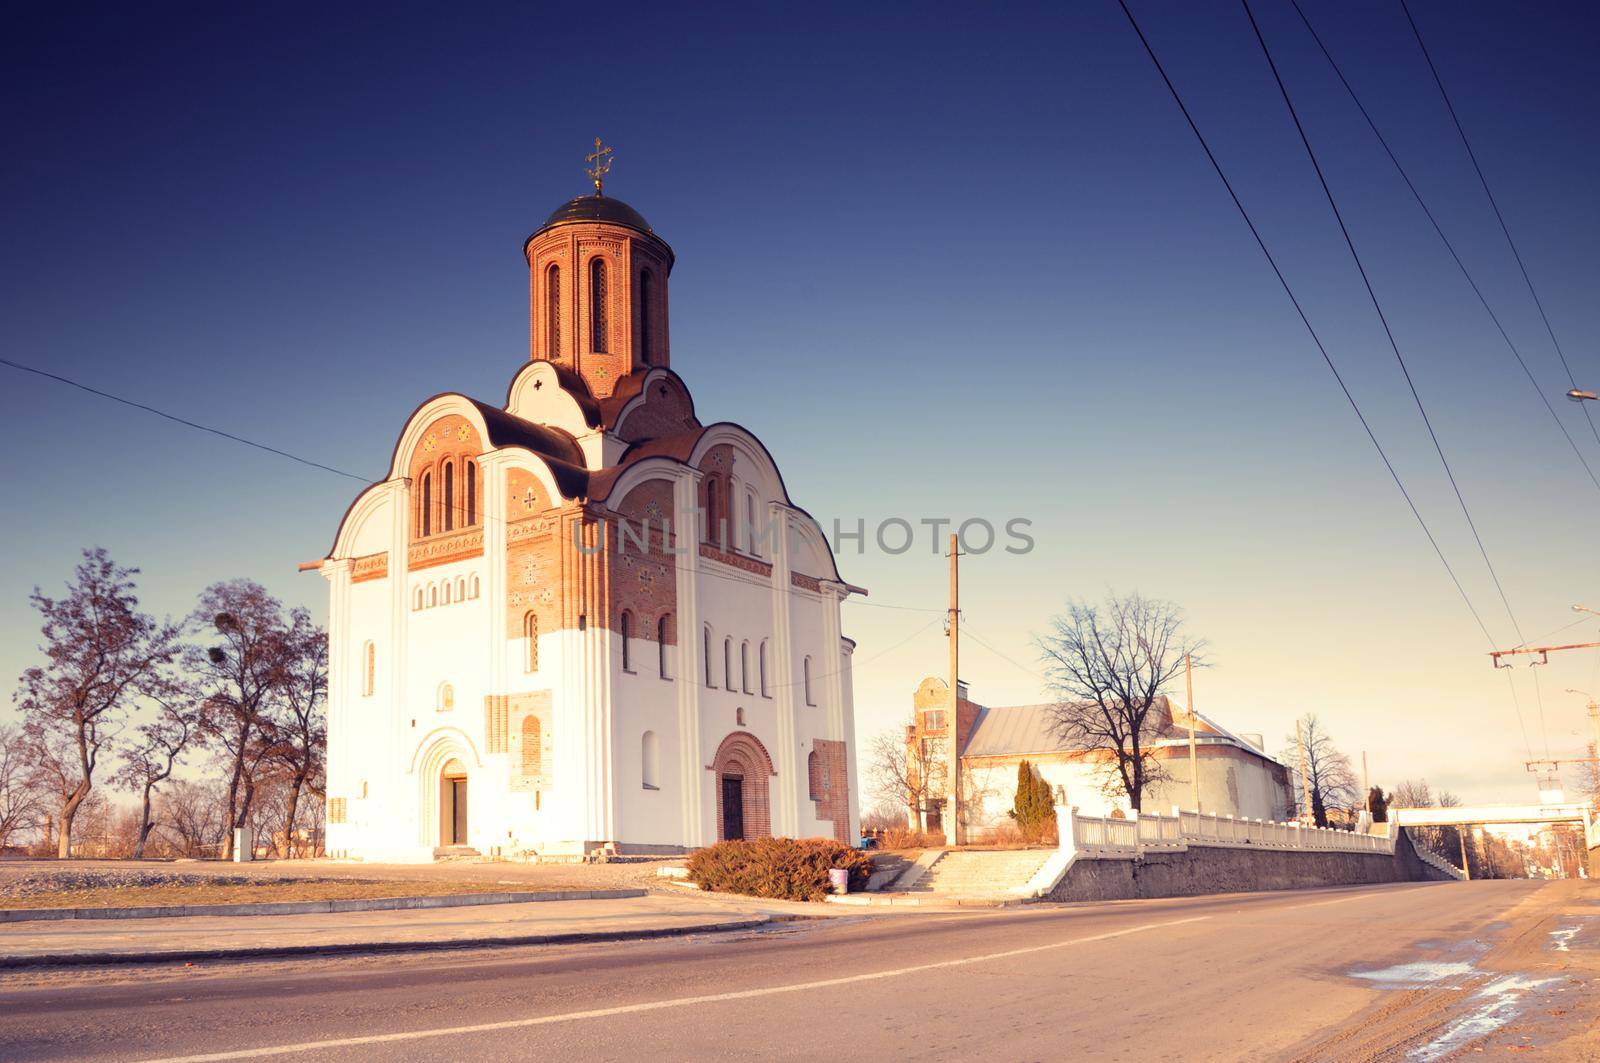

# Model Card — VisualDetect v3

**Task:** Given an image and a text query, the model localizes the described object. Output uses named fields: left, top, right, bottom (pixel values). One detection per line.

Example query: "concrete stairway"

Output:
left=904, top=849, right=1054, bottom=898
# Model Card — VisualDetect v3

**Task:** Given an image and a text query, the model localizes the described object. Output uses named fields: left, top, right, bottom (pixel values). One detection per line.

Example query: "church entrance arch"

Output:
left=440, top=759, right=468, bottom=847
left=711, top=731, right=774, bottom=841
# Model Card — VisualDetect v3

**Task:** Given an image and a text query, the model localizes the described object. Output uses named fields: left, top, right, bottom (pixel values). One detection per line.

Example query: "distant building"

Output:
left=906, top=677, right=1293, bottom=832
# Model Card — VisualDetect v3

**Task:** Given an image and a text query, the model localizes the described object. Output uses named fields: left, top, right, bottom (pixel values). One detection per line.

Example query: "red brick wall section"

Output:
left=504, top=471, right=564, bottom=639
left=811, top=738, right=850, bottom=843
left=711, top=731, right=774, bottom=841
left=615, top=376, right=696, bottom=443
left=696, top=444, right=735, bottom=548
left=408, top=414, right=485, bottom=542
left=608, top=479, right=678, bottom=643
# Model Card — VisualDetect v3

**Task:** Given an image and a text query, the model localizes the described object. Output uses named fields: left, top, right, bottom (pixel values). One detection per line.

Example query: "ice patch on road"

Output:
left=1408, top=973, right=1558, bottom=1062
left=1549, top=926, right=1579, bottom=952
left=1350, top=960, right=1477, bottom=990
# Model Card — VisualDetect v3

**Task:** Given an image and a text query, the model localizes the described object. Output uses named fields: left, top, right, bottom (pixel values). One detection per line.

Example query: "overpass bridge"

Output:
left=1390, top=802, right=1594, bottom=829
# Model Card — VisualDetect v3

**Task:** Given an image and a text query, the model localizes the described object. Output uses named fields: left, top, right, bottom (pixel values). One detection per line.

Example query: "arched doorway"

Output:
left=711, top=731, right=775, bottom=841
left=440, top=758, right=468, bottom=847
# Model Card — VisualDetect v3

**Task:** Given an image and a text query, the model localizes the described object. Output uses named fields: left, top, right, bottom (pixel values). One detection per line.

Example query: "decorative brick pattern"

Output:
left=711, top=731, right=775, bottom=841
left=608, top=479, right=678, bottom=642
left=810, top=739, right=851, bottom=843
left=407, top=414, right=484, bottom=541
left=790, top=572, right=822, bottom=594
left=408, top=527, right=484, bottom=572
left=484, top=695, right=510, bottom=754
left=327, top=797, right=348, bottom=824
left=508, top=691, right=553, bottom=793
left=350, top=552, right=388, bottom=583
left=699, top=542, right=774, bottom=579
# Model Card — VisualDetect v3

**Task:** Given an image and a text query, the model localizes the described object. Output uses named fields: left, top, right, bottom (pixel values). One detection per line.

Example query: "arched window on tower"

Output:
left=639, top=270, right=653, bottom=365
left=590, top=258, right=608, bottom=353
left=466, top=460, right=477, bottom=526
left=419, top=473, right=432, bottom=537
left=442, top=460, right=454, bottom=532
left=523, top=612, right=539, bottom=673
left=641, top=730, right=659, bottom=790
left=658, top=614, right=672, bottom=679
left=620, top=610, right=634, bottom=672
left=546, top=265, right=562, bottom=357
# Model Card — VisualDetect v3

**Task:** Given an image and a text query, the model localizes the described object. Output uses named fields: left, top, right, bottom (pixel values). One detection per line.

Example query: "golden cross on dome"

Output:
left=585, top=137, right=614, bottom=195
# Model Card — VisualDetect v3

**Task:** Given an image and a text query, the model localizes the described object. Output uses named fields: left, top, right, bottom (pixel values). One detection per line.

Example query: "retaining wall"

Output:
left=1047, top=827, right=1452, bottom=903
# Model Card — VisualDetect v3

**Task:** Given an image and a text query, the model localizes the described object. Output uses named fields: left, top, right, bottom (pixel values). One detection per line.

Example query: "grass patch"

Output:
left=2, top=879, right=575, bottom=910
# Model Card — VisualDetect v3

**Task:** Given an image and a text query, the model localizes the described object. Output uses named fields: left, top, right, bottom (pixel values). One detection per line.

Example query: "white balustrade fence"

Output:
left=1064, top=807, right=1395, bottom=859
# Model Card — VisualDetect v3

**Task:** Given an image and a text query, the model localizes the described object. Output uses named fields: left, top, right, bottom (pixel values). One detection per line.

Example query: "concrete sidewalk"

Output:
left=0, top=892, right=782, bottom=967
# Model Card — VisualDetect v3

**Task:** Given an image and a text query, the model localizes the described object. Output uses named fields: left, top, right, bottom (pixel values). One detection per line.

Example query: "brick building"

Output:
left=313, top=178, right=862, bottom=861
left=907, top=677, right=1292, bottom=832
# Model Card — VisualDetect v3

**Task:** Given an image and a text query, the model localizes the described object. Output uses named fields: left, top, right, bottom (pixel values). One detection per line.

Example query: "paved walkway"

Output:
left=0, top=893, right=786, bottom=966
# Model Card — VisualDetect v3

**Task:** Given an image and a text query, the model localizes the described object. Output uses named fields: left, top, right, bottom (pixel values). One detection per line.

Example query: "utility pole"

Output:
left=944, top=534, right=964, bottom=847
left=1296, top=718, right=1314, bottom=825
left=1185, top=654, right=1200, bottom=813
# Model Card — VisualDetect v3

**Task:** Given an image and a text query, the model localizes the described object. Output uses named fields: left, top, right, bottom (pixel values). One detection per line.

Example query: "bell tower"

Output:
left=523, top=140, right=674, bottom=400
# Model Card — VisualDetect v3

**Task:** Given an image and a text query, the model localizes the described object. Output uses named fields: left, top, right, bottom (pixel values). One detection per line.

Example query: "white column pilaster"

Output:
left=768, top=505, right=801, bottom=837
left=672, top=469, right=706, bottom=846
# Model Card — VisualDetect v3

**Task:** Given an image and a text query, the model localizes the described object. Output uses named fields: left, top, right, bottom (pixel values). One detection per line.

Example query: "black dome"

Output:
left=538, top=194, right=654, bottom=235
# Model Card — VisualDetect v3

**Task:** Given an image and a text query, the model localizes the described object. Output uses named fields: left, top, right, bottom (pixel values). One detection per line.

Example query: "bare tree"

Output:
left=114, top=674, right=199, bottom=859
left=868, top=726, right=944, bottom=832
left=158, top=777, right=230, bottom=857
left=261, top=609, right=327, bottom=858
left=0, top=724, right=45, bottom=849
left=14, top=549, right=180, bottom=858
left=189, top=581, right=293, bottom=859
left=1037, top=592, right=1203, bottom=812
left=1279, top=713, right=1358, bottom=826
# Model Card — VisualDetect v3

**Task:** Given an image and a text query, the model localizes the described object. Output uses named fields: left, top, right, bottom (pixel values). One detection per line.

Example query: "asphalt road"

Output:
left=1, top=880, right=1595, bottom=1061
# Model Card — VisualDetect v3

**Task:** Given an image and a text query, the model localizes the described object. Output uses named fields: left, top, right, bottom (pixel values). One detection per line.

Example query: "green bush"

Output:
left=685, top=837, right=874, bottom=902
left=1009, top=760, right=1058, bottom=842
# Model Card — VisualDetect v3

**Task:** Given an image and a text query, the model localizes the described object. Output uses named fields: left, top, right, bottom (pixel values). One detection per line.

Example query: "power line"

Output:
left=1399, top=0, right=1600, bottom=451
left=1112, top=0, right=1498, bottom=653
left=1242, top=0, right=1526, bottom=648
left=0, top=356, right=372, bottom=485
left=1289, top=0, right=1600, bottom=497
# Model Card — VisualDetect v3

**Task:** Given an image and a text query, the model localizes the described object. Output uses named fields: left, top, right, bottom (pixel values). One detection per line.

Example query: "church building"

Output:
left=312, top=156, right=863, bottom=861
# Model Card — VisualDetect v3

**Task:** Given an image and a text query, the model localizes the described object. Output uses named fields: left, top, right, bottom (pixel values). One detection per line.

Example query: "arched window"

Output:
left=703, top=626, right=715, bottom=688
left=437, top=682, right=454, bottom=712
left=443, top=460, right=454, bottom=531
left=413, top=588, right=423, bottom=611
left=521, top=716, right=542, bottom=777
left=362, top=641, right=375, bottom=697
left=546, top=265, right=561, bottom=356
left=745, top=491, right=759, bottom=556
left=466, top=461, right=477, bottom=526
left=740, top=641, right=751, bottom=694
left=808, top=750, right=822, bottom=800
left=639, top=271, right=653, bottom=364
left=590, top=258, right=608, bottom=353
left=658, top=614, right=672, bottom=679
left=704, top=478, right=719, bottom=545
left=455, top=577, right=465, bottom=601
left=428, top=584, right=437, bottom=607
left=620, top=610, right=634, bottom=672
left=523, top=611, right=538, bottom=673
left=724, top=638, right=734, bottom=692
left=759, top=640, right=769, bottom=698
left=804, top=656, right=814, bottom=706
left=442, top=582, right=451, bottom=605
left=642, top=730, right=659, bottom=789
left=420, top=473, right=432, bottom=537
left=469, top=575, right=480, bottom=599
left=736, top=706, right=746, bottom=726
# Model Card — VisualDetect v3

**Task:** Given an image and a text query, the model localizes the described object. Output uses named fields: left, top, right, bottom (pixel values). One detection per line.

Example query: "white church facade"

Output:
left=312, top=174, right=862, bottom=861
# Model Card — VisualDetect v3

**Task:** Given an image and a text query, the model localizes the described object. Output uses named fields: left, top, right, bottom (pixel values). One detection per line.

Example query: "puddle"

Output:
left=1350, top=960, right=1477, bottom=990
left=1409, top=973, right=1559, bottom=1061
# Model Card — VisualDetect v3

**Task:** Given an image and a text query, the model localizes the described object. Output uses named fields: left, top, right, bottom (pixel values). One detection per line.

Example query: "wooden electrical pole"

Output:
left=945, top=534, right=964, bottom=847
left=1296, top=718, right=1314, bottom=825
left=1185, top=654, right=1200, bottom=813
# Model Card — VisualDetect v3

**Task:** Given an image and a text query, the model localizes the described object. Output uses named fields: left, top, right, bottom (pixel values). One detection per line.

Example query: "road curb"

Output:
left=0, top=888, right=649, bottom=924
left=0, top=915, right=771, bottom=968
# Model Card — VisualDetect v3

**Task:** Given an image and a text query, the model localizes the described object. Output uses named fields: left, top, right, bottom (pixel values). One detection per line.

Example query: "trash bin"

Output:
left=827, top=868, right=850, bottom=894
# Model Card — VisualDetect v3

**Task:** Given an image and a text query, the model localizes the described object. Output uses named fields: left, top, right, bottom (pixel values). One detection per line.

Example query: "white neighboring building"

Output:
left=312, top=186, right=862, bottom=861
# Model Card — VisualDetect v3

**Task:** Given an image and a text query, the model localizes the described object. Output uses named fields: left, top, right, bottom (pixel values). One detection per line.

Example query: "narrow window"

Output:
left=745, top=492, right=758, bottom=555
left=804, top=656, right=814, bottom=706
left=429, top=584, right=437, bottom=608
left=620, top=611, right=634, bottom=672
left=740, top=641, right=751, bottom=694
left=524, top=611, right=538, bottom=673
left=456, top=577, right=465, bottom=601
left=724, top=638, right=734, bottom=692
left=546, top=265, right=561, bottom=356
left=362, top=641, right=375, bottom=697
left=759, top=640, right=769, bottom=698
left=522, top=716, right=542, bottom=777
left=639, top=271, right=652, bottom=364
left=704, top=478, right=718, bottom=545
left=703, top=626, right=714, bottom=688
left=438, top=682, right=454, bottom=712
left=590, top=258, right=608, bottom=353
left=443, top=460, right=454, bottom=531
left=466, top=461, right=477, bottom=526
left=420, top=473, right=432, bottom=537
left=442, top=582, right=451, bottom=605
left=413, top=588, right=423, bottom=611
left=808, top=750, right=822, bottom=800
left=642, top=730, right=659, bottom=789
left=658, top=614, right=672, bottom=679
left=470, top=575, right=480, bottom=599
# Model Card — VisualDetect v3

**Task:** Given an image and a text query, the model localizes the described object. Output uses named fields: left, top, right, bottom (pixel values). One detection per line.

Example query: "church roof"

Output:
left=466, top=400, right=589, bottom=497
left=527, top=194, right=668, bottom=246
left=959, top=697, right=1283, bottom=766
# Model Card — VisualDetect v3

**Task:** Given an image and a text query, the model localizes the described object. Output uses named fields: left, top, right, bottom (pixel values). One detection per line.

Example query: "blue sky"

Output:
left=4, top=2, right=1599, bottom=803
